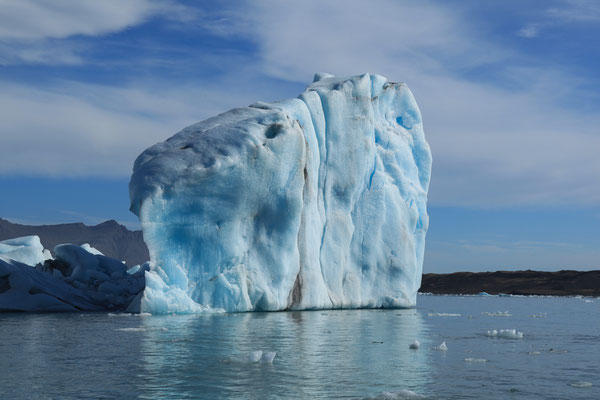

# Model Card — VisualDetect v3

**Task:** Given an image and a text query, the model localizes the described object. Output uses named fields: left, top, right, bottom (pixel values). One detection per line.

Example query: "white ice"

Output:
left=486, top=329, right=524, bottom=339
left=129, top=73, right=431, bottom=313
left=0, top=236, right=52, bottom=266
left=434, top=341, right=448, bottom=351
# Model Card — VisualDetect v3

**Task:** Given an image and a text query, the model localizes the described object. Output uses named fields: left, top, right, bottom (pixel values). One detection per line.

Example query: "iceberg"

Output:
left=129, top=73, right=431, bottom=313
left=0, top=236, right=145, bottom=312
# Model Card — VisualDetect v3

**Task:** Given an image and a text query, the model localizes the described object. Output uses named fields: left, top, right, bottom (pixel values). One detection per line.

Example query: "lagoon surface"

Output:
left=1, top=295, right=598, bottom=399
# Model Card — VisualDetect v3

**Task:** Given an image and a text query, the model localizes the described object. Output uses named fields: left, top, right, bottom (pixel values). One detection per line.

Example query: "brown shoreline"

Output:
left=419, top=269, right=600, bottom=297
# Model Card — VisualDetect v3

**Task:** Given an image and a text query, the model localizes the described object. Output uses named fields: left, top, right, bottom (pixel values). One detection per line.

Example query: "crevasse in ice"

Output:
left=129, top=73, right=432, bottom=313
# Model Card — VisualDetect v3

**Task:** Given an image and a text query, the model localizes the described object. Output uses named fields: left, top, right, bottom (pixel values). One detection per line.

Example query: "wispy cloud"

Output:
left=517, top=24, right=540, bottom=38
left=210, top=0, right=600, bottom=208
left=518, top=0, right=600, bottom=38
left=0, top=0, right=193, bottom=65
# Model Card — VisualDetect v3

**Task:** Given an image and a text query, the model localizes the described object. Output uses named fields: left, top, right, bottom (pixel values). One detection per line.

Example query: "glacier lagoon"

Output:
left=130, top=73, right=431, bottom=313
left=1, top=294, right=598, bottom=399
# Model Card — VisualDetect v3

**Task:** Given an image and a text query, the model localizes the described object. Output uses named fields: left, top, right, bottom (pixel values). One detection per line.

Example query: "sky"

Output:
left=0, top=0, right=599, bottom=273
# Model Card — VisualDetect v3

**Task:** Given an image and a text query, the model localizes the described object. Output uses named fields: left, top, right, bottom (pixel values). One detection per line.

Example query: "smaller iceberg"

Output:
left=0, top=236, right=145, bottom=312
left=486, top=329, right=524, bottom=339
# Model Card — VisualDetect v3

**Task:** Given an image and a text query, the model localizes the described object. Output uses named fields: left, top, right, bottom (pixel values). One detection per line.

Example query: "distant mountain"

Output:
left=0, top=218, right=149, bottom=267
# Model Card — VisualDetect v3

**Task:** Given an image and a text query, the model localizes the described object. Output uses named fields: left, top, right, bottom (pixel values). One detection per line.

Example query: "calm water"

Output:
left=1, top=295, right=598, bottom=399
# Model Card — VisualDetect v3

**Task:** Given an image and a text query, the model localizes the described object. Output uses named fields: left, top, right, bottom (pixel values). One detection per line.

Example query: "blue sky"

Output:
left=0, top=0, right=599, bottom=272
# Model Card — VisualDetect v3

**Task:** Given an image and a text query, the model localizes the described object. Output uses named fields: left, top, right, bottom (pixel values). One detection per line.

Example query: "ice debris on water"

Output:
left=486, top=329, right=524, bottom=339
left=363, top=390, right=425, bottom=400
left=428, top=312, right=461, bottom=317
left=482, top=311, right=511, bottom=317
left=129, top=73, right=432, bottom=313
left=409, top=340, right=420, bottom=349
left=570, top=381, right=592, bottom=388
left=464, top=358, right=487, bottom=363
left=433, top=341, right=448, bottom=351
left=248, top=350, right=276, bottom=363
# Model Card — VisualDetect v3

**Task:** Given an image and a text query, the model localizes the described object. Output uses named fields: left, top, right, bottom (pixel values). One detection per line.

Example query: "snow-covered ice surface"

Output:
left=129, top=73, right=431, bottom=313
left=0, top=236, right=52, bottom=266
left=0, top=236, right=145, bottom=312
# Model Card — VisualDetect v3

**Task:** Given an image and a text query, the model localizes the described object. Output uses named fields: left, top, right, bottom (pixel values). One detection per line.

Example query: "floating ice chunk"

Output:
left=527, top=351, right=541, bottom=355
left=364, top=390, right=425, bottom=400
left=486, top=329, right=523, bottom=339
left=0, top=236, right=52, bottom=266
left=434, top=341, right=448, bottom=351
left=529, top=313, right=547, bottom=318
left=248, top=351, right=263, bottom=363
left=482, top=311, right=511, bottom=317
left=428, top=312, right=461, bottom=317
left=409, top=340, right=420, bottom=350
left=129, top=73, right=432, bottom=313
left=570, top=381, right=592, bottom=388
left=116, top=327, right=145, bottom=332
left=0, top=241, right=145, bottom=312
left=464, top=358, right=487, bottom=363
left=260, top=351, right=276, bottom=363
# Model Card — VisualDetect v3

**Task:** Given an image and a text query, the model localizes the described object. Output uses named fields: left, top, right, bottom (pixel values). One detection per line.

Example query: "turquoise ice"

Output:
left=129, top=73, right=432, bottom=313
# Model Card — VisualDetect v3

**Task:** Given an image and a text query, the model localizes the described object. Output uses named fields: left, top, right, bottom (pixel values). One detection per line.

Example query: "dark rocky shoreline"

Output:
left=420, top=270, right=600, bottom=297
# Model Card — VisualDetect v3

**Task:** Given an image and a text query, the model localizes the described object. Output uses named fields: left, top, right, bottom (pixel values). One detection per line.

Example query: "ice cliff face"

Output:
left=129, top=73, right=431, bottom=313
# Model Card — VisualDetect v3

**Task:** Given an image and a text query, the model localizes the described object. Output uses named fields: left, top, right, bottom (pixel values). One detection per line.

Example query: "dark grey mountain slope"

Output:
left=0, top=218, right=149, bottom=267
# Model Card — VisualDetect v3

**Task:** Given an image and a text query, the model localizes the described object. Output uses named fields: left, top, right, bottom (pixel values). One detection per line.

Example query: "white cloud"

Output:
left=517, top=25, right=539, bottom=38
left=0, top=80, right=261, bottom=177
left=546, top=0, right=600, bottom=22
left=0, top=0, right=193, bottom=65
left=0, top=0, right=164, bottom=40
left=208, top=0, right=600, bottom=208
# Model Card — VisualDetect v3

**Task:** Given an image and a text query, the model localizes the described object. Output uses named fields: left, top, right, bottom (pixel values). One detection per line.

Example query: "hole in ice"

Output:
left=264, top=123, right=283, bottom=139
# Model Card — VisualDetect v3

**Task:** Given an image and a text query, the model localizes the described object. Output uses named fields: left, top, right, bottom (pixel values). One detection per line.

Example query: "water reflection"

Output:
left=138, top=309, right=432, bottom=399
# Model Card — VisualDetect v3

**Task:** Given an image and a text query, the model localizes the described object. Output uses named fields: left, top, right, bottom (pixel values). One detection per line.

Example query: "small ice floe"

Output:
left=464, top=358, right=487, bottom=363
left=482, top=311, right=511, bottom=317
left=529, top=313, right=547, bottom=318
left=584, top=299, right=594, bottom=303
left=433, top=341, right=448, bottom=351
left=409, top=340, right=420, bottom=350
left=248, top=350, right=276, bottom=363
left=486, top=329, right=524, bottom=339
left=527, top=351, right=541, bottom=355
left=116, top=327, right=145, bottom=332
left=549, top=348, right=568, bottom=354
left=570, top=381, right=592, bottom=388
left=428, top=312, right=461, bottom=317
left=477, top=292, right=491, bottom=296
left=363, top=390, right=425, bottom=399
